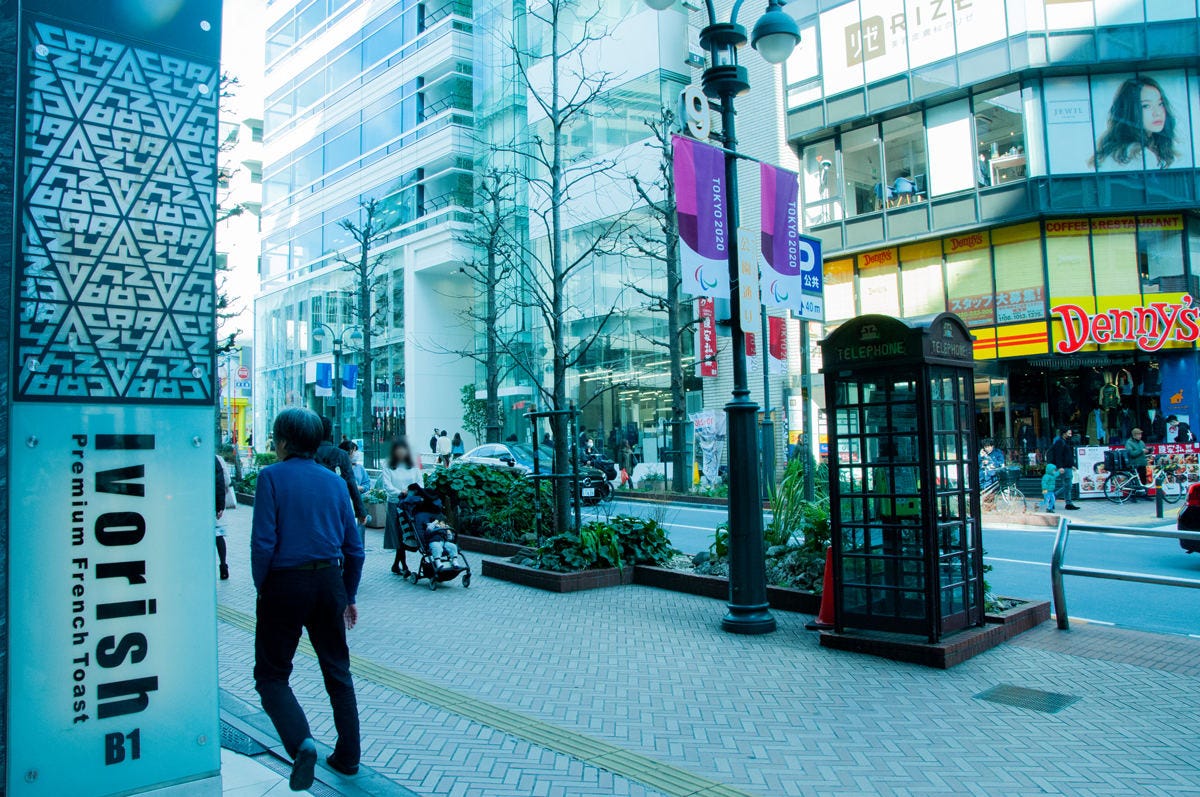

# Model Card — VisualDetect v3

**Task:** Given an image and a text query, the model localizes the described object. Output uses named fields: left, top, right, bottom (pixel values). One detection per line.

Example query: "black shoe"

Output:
left=219, top=564, right=229, bottom=580
left=291, top=739, right=317, bottom=791
left=326, top=754, right=359, bottom=777
left=1064, top=504, right=1080, bottom=510
left=391, top=563, right=403, bottom=575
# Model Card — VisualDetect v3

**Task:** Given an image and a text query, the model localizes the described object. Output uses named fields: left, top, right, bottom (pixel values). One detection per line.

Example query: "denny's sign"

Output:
left=1052, top=295, right=1200, bottom=353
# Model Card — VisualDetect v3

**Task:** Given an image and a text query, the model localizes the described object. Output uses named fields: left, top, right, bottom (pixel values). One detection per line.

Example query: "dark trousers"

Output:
left=254, top=567, right=360, bottom=765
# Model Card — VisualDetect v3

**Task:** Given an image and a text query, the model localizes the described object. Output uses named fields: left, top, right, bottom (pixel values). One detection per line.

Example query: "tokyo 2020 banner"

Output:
left=672, top=135, right=730, bottom=299
left=759, top=163, right=824, bottom=321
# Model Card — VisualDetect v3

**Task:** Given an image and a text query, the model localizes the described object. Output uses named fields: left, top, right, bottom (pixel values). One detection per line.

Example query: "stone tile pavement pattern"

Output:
left=216, top=507, right=1200, bottom=796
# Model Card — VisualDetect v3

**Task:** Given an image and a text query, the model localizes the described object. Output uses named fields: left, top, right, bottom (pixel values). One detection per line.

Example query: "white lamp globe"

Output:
left=751, top=7, right=800, bottom=64
left=644, top=0, right=675, bottom=9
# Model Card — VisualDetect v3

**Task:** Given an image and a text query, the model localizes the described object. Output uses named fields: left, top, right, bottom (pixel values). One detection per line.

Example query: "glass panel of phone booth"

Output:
left=837, top=375, right=927, bottom=631
left=931, top=367, right=978, bottom=630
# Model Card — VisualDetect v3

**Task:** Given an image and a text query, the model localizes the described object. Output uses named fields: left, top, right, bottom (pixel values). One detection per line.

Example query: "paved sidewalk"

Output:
left=988, top=495, right=1180, bottom=530
left=215, top=505, right=1200, bottom=796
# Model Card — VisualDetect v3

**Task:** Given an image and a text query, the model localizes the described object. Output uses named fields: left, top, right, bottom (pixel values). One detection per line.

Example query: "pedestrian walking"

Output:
left=1046, top=427, right=1080, bottom=510
left=1041, top=464, right=1058, bottom=513
left=436, top=430, right=452, bottom=466
left=251, top=408, right=365, bottom=789
left=215, top=454, right=231, bottom=580
left=346, top=441, right=371, bottom=494
left=380, top=438, right=423, bottom=576
left=429, top=429, right=439, bottom=453
left=316, top=417, right=367, bottom=525
left=451, top=432, right=465, bottom=459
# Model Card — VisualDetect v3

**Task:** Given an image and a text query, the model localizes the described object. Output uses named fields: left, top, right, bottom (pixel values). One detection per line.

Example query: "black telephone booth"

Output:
left=821, top=313, right=984, bottom=643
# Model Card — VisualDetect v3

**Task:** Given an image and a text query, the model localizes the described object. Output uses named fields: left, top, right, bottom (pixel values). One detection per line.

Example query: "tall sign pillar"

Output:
left=5, top=1, right=223, bottom=794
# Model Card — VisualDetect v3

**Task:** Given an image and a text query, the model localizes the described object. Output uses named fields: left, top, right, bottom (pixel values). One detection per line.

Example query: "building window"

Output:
left=1138, top=215, right=1185, bottom=294
left=992, top=223, right=1045, bottom=324
left=899, top=241, right=945, bottom=316
left=882, top=114, right=927, bottom=207
left=857, top=249, right=899, bottom=315
left=974, top=85, right=1026, bottom=186
left=841, top=126, right=882, bottom=216
left=801, top=139, right=840, bottom=226
left=945, top=233, right=994, bottom=327
left=824, top=258, right=855, bottom=321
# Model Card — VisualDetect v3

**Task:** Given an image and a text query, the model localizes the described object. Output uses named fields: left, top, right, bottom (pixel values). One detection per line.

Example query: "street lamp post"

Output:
left=315, top=323, right=364, bottom=443
left=645, top=0, right=799, bottom=635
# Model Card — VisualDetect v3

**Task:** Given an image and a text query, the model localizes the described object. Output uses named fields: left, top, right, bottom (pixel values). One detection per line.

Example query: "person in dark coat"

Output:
left=1046, top=427, right=1080, bottom=510
left=315, top=417, right=366, bottom=524
left=215, top=455, right=229, bottom=580
left=252, top=408, right=365, bottom=788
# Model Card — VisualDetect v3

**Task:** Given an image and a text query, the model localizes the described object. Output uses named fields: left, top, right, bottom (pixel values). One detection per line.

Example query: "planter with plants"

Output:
left=483, top=516, right=675, bottom=592
left=362, top=488, right=390, bottom=529
left=425, top=463, right=545, bottom=552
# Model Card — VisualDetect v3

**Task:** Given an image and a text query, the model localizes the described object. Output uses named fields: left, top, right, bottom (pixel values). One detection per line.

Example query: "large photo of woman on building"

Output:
left=1089, top=72, right=1189, bottom=171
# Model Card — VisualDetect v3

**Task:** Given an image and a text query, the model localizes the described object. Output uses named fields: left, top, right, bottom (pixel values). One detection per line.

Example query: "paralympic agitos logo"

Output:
left=1052, top=295, right=1200, bottom=353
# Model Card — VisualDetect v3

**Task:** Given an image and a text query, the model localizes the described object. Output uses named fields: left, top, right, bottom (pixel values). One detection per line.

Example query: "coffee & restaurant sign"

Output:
left=1051, top=295, right=1200, bottom=354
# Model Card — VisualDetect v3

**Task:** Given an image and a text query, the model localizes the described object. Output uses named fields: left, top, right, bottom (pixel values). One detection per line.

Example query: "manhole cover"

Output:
left=219, top=722, right=265, bottom=756
left=975, top=684, right=1081, bottom=713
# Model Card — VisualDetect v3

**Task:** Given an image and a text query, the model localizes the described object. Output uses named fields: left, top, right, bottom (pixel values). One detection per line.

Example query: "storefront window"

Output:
left=900, top=241, right=945, bottom=316
left=802, top=139, right=841, bottom=225
left=992, top=223, right=1045, bottom=323
left=1138, top=215, right=1186, bottom=294
left=825, top=258, right=855, bottom=321
left=945, top=232, right=993, bottom=327
left=882, top=114, right=927, bottom=206
left=974, top=85, right=1026, bottom=186
left=841, top=126, right=882, bottom=216
left=858, top=249, right=900, bottom=316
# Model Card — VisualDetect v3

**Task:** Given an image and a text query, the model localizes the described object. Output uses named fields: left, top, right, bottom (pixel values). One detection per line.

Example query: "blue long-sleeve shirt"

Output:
left=251, top=457, right=366, bottom=603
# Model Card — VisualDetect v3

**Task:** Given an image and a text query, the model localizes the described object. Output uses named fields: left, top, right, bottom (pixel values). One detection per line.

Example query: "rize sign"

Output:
left=1052, top=295, right=1200, bottom=353
left=7, top=2, right=222, bottom=794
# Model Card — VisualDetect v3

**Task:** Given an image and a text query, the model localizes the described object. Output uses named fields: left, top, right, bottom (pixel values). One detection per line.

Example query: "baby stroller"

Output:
left=397, top=486, right=471, bottom=590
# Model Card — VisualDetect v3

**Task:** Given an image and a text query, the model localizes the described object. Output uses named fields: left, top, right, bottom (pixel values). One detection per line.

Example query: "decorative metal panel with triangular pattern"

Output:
left=14, top=19, right=218, bottom=403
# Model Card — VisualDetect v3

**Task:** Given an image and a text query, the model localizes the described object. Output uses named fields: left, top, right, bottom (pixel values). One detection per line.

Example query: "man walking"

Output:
left=252, top=408, right=365, bottom=790
left=316, top=417, right=367, bottom=526
left=436, top=429, right=452, bottom=466
left=1047, top=427, right=1080, bottom=510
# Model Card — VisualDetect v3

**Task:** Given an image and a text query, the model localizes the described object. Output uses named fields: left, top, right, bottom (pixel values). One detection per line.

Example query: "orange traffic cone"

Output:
left=805, top=546, right=835, bottom=630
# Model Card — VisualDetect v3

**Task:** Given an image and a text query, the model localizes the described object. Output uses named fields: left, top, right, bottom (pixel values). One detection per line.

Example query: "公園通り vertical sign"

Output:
left=7, top=1, right=223, bottom=794
left=673, top=134, right=731, bottom=299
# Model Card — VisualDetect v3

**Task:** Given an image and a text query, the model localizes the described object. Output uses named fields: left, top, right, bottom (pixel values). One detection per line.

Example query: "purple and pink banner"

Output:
left=673, top=135, right=730, bottom=298
left=759, top=162, right=824, bottom=321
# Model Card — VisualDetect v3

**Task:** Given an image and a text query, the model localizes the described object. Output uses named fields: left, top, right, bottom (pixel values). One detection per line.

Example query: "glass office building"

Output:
left=255, top=1, right=703, bottom=460
left=785, top=0, right=1200, bottom=462
left=254, top=0, right=476, bottom=451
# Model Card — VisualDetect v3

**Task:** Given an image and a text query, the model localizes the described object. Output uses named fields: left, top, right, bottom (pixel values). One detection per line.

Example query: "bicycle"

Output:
left=1103, top=457, right=1186, bottom=505
left=981, top=467, right=1026, bottom=514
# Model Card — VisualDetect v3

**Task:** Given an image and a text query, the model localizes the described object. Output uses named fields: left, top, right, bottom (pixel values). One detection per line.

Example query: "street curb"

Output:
left=219, top=688, right=419, bottom=796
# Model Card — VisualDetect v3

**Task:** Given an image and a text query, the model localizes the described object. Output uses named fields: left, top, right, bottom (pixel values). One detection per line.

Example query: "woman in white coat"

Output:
left=380, top=438, right=423, bottom=575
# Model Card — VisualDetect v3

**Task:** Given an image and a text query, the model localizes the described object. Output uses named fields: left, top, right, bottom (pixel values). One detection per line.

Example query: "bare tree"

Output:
left=333, top=198, right=388, bottom=457
left=497, top=0, right=633, bottom=535
left=626, top=106, right=691, bottom=493
left=456, top=167, right=520, bottom=443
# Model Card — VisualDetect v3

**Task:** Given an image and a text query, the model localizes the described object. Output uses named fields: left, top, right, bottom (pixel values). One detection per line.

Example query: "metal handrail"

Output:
left=1050, top=517, right=1200, bottom=630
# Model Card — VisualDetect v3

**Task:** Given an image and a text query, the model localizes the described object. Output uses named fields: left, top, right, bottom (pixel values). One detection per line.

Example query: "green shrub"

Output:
left=363, top=488, right=389, bottom=505
left=425, top=462, right=546, bottom=544
left=233, top=470, right=259, bottom=494
left=254, top=452, right=278, bottom=467
left=606, top=516, right=675, bottom=566
left=533, top=523, right=623, bottom=572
